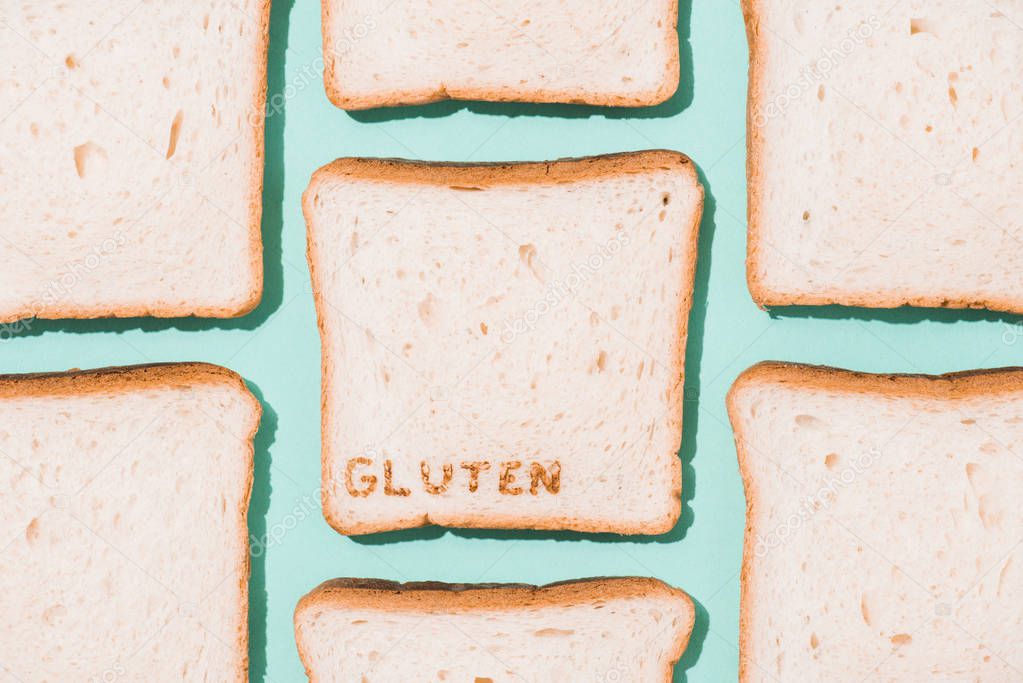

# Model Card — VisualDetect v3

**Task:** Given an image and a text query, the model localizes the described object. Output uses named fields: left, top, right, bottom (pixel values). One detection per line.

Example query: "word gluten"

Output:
left=344, top=458, right=561, bottom=498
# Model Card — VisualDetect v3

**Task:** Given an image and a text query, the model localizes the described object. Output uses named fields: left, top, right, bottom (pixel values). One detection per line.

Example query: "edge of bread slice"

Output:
left=0, top=361, right=261, bottom=399
left=727, top=361, right=1023, bottom=681
left=320, top=1, right=680, bottom=110
left=294, top=577, right=695, bottom=682
left=0, top=362, right=261, bottom=680
left=303, top=150, right=703, bottom=536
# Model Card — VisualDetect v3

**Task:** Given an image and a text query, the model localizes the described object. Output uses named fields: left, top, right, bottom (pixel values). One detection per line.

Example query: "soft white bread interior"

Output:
left=728, top=362, right=1023, bottom=681
left=0, top=364, right=260, bottom=681
left=744, top=0, right=1023, bottom=312
left=321, top=0, right=680, bottom=109
left=0, top=1, right=270, bottom=322
left=294, top=577, right=695, bottom=682
left=303, top=151, right=703, bottom=535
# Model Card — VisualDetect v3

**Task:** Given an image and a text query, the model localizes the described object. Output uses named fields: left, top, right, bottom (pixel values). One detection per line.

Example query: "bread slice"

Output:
left=320, top=0, right=680, bottom=110
left=303, top=151, right=703, bottom=535
left=0, top=363, right=260, bottom=680
left=0, top=1, right=270, bottom=322
left=294, top=577, right=695, bottom=682
left=728, top=362, right=1023, bottom=681
left=743, top=1, right=1023, bottom=313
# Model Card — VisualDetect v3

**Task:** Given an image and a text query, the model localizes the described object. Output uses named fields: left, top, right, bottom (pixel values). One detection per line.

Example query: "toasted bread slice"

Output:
left=303, top=151, right=704, bottom=535
left=0, top=363, right=260, bottom=680
left=0, top=1, right=270, bottom=321
left=321, top=0, right=680, bottom=109
left=744, top=1, right=1023, bottom=313
left=294, top=577, right=695, bottom=682
left=728, top=362, right=1023, bottom=681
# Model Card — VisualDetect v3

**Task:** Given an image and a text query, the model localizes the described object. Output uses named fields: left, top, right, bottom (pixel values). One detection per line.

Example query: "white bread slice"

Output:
left=321, top=0, right=680, bottom=110
left=294, top=577, right=695, bottom=682
left=303, top=151, right=704, bottom=535
left=0, top=1, right=270, bottom=322
left=0, top=363, right=260, bottom=681
left=728, top=362, right=1023, bottom=681
left=744, top=1, right=1023, bottom=313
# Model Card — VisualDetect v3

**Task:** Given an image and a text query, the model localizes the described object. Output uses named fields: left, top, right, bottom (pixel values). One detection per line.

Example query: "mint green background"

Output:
left=7, top=1, right=1021, bottom=680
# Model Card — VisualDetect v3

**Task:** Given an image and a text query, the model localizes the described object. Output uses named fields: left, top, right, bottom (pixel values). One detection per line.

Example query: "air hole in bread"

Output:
left=418, top=293, right=437, bottom=325
left=166, top=110, right=184, bottom=159
left=910, top=18, right=934, bottom=35
left=73, top=141, right=106, bottom=178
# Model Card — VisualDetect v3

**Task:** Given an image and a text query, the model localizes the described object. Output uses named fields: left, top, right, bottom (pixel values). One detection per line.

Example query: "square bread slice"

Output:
left=744, top=1, right=1023, bottom=313
left=303, top=151, right=704, bottom=535
left=0, top=363, right=260, bottom=681
left=321, top=0, right=680, bottom=109
left=294, top=577, right=695, bottom=682
left=0, top=1, right=270, bottom=322
left=728, top=362, right=1023, bottom=681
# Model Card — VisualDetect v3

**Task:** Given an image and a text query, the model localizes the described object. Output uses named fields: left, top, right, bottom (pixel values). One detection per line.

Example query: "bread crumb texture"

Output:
left=0, top=1, right=270, bottom=322
left=0, top=363, right=259, bottom=680
left=745, top=1, right=1023, bottom=313
left=304, top=152, right=703, bottom=535
left=729, top=362, right=1023, bottom=680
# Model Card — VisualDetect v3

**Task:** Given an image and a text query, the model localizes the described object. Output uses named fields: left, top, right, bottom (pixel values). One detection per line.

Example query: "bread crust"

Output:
left=303, top=151, right=703, bottom=536
left=1, top=0, right=271, bottom=324
left=320, top=1, right=680, bottom=110
left=294, top=576, right=695, bottom=682
left=306, top=149, right=699, bottom=189
left=0, top=362, right=261, bottom=680
left=726, top=361, right=1023, bottom=682
left=740, top=0, right=770, bottom=311
left=0, top=361, right=255, bottom=397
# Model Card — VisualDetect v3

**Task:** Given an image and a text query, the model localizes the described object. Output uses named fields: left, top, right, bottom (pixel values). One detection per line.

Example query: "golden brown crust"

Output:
left=751, top=289, right=1023, bottom=314
left=0, top=0, right=271, bottom=325
left=726, top=360, right=1023, bottom=682
left=0, top=362, right=256, bottom=399
left=741, top=0, right=768, bottom=313
left=730, top=361, right=1023, bottom=401
left=303, top=151, right=702, bottom=536
left=235, top=0, right=273, bottom=319
left=306, top=150, right=698, bottom=189
left=320, top=1, right=679, bottom=110
left=294, top=577, right=695, bottom=681
left=0, top=361, right=260, bottom=681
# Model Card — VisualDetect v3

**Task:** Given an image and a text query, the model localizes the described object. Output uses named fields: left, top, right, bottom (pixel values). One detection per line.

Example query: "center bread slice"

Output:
left=304, top=151, right=703, bottom=535
left=0, top=363, right=260, bottom=681
left=293, top=577, right=695, bottom=682
left=728, top=362, right=1023, bottom=681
